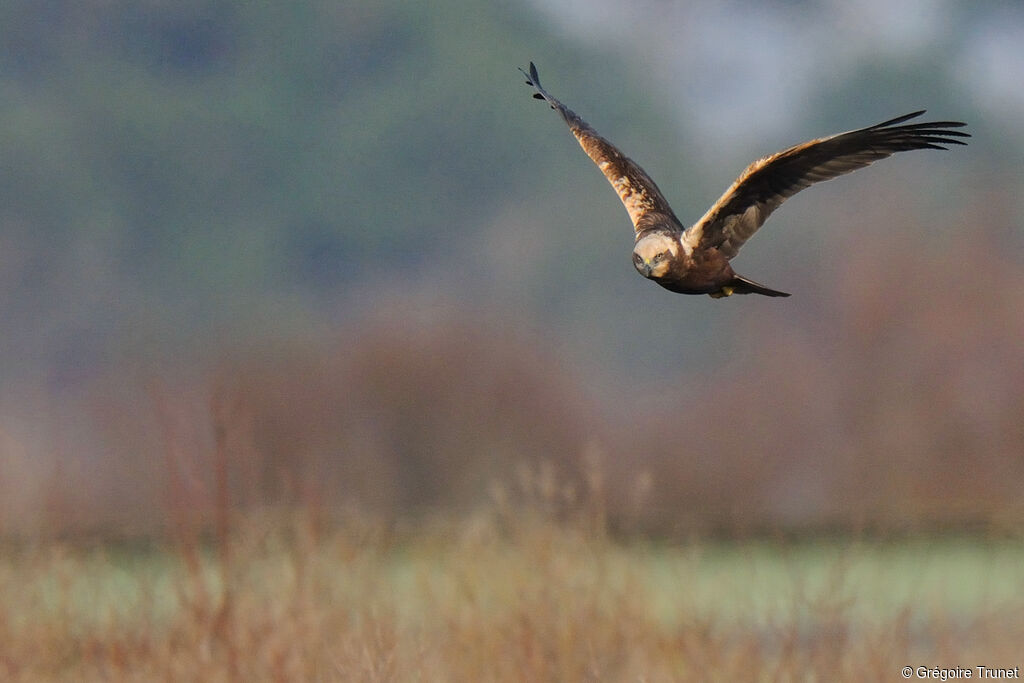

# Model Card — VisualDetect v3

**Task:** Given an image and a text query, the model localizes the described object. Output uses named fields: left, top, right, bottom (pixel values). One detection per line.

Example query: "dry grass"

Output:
left=1, top=225, right=1022, bottom=680
left=1, top=504, right=1023, bottom=682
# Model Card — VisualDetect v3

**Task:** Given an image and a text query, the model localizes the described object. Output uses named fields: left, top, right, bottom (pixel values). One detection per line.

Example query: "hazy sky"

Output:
left=528, top=0, right=1024, bottom=145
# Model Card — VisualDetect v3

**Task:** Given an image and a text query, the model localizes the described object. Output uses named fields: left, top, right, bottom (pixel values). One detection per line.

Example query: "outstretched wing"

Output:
left=520, top=62, right=680, bottom=235
left=683, top=111, right=970, bottom=259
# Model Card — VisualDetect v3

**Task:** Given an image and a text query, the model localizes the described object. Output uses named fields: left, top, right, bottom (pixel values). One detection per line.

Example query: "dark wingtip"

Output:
left=872, top=110, right=927, bottom=129
left=520, top=62, right=547, bottom=102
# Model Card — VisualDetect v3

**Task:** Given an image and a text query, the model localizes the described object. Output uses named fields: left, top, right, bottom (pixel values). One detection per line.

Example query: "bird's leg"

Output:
left=709, top=286, right=735, bottom=299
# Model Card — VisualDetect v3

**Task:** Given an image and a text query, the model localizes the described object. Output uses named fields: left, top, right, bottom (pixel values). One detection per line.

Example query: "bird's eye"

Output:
left=658, top=251, right=668, bottom=260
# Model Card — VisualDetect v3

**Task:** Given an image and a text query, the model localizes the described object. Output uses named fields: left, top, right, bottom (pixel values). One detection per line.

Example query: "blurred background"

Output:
left=0, top=0, right=1021, bottom=539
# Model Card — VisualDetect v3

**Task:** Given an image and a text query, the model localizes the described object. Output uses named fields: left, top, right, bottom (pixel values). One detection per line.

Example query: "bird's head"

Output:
left=632, top=232, right=678, bottom=279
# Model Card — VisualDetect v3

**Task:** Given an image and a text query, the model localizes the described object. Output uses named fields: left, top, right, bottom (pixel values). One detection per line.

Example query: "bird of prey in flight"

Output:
left=519, top=62, right=968, bottom=298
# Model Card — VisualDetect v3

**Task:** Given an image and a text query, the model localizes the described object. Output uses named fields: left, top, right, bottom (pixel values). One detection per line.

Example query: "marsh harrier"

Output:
left=520, top=62, right=968, bottom=298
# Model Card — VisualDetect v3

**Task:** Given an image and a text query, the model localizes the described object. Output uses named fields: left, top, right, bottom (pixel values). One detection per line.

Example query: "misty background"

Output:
left=0, top=0, right=1021, bottom=537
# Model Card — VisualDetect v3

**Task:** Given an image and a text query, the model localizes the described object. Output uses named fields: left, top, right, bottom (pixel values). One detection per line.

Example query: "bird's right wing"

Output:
left=520, top=62, right=679, bottom=235
left=683, top=111, right=969, bottom=259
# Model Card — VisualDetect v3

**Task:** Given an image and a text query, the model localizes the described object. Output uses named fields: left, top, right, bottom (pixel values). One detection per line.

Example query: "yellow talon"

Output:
left=709, top=286, right=734, bottom=299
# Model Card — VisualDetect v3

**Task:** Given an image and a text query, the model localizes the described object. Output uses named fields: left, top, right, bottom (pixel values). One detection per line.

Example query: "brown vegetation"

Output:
left=1, top=223, right=1022, bottom=539
left=2, top=503, right=1023, bottom=682
left=0, top=219, right=1022, bottom=680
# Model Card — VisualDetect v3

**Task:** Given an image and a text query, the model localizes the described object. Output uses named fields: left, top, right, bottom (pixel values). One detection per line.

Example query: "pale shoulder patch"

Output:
left=568, top=125, right=677, bottom=234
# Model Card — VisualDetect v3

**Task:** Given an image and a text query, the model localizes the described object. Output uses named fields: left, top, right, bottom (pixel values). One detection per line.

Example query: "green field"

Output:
left=2, top=511, right=1022, bottom=681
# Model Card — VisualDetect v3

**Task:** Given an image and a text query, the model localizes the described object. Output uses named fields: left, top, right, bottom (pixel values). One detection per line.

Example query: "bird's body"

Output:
left=519, top=62, right=968, bottom=298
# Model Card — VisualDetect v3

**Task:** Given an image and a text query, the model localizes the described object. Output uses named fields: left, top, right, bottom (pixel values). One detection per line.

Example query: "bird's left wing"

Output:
left=684, top=111, right=969, bottom=259
left=520, top=63, right=679, bottom=235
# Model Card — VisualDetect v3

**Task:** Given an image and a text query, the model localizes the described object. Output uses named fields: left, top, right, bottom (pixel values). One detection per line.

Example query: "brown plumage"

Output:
left=519, top=62, right=969, bottom=298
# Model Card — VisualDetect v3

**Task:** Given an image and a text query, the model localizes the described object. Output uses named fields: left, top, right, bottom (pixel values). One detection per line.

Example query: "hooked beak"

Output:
left=636, top=259, right=653, bottom=278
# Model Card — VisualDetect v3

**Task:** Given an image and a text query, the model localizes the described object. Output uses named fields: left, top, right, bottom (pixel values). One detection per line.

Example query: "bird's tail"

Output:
left=712, top=275, right=791, bottom=298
